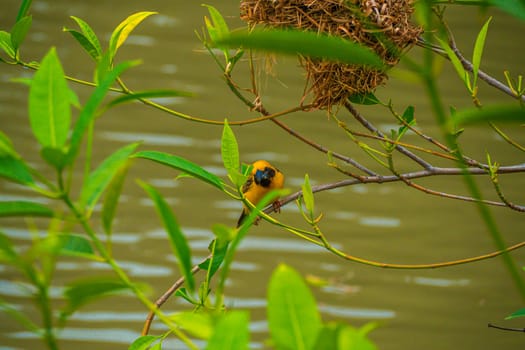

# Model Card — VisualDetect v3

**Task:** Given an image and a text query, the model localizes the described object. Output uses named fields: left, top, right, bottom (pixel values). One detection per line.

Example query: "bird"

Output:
left=237, top=160, right=284, bottom=227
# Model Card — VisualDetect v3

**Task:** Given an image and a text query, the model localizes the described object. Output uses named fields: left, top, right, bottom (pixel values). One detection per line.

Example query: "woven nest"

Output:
left=240, top=0, right=422, bottom=110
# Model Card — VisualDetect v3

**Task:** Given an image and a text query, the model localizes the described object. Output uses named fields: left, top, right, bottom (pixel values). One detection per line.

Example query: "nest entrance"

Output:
left=240, top=0, right=422, bottom=110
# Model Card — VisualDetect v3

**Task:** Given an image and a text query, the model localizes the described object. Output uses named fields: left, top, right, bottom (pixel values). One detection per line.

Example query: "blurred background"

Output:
left=1, top=1, right=524, bottom=349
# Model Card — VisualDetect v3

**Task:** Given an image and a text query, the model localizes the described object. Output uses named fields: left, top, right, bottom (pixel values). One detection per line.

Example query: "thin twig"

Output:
left=488, top=323, right=525, bottom=332
left=345, top=101, right=434, bottom=170
left=141, top=254, right=211, bottom=336
left=277, top=164, right=525, bottom=211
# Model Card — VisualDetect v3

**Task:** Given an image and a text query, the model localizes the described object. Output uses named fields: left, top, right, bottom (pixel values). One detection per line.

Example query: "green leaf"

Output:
left=348, top=92, right=380, bottom=105
left=106, top=89, right=193, bottom=109
left=489, top=0, right=525, bottom=21
left=133, top=151, right=224, bottom=190
left=301, top=174, right=314, bottom=217
left=16, top=0, right=32, bottom=21
left=67, top=60, right=139, bottom=164
left=0, top=130, right=19, bottom=157
left=199, top=224, right=232, bottom=278
left=10, top=16, right=32, bottom=52
left=202, top=4, right=230, bottom=40
left=0, top=296, right=40, bottom=333
left=206, top=311, right=249, bottom=350
left=61, top=277, right=131, bottom=319
left=65, top=16, right=102, bottom=60
left=108, top=11, right=157, bottom=62
left=175, top=287, right=198, bottom=305
left=216, top=29, right=384, bottom=68
left=506, top=307, right=525, bottom=320
left=139, top=181, right=195, bottom=292
left=398, top=105, right=415, bottom=138
left=435, top=36, right=470, bottom=91
left=313, top=323, right=344, bottom=350
left=0, top=156, right=34, bottom=185
left=128, top=335, right=161, bottom=350
left=59, top=234, right=96, bottom=259
left=0, top=201, right=53, bottom=217
left=338, top=325, right=377, bottom=350
left=63, top=29, right=100, bottom=61
left=0, top=31, right=16, bottom=59
left=29, top=47, right=71, bottom=148
left=221, top=119, right=241, bottom=186
left=0, top=231, right=19, bottom=264
left=171, top=311, right=213, bottom=339
left=453, top=105, right=525, bottom=126
left=81, top=142, right=139, bottom=214
left=472, top=17, right=492, bottom=89
left=40, top=146, right=68, bottom=170
left=268, top=264, right=322, bottom=350
left=102, top=161, right=130, bottom=236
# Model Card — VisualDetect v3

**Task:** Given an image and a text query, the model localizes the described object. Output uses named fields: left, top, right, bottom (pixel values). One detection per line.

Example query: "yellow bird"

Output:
left=237, top=160, right=285, bottom=227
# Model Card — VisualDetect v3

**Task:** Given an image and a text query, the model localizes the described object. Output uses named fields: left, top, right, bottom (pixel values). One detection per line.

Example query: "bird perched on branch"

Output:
left=237, top=160, right=284, bottom=227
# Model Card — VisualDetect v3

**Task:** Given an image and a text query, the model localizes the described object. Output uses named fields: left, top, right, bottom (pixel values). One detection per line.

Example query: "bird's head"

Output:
left=252, top=160, right=278, bottom=188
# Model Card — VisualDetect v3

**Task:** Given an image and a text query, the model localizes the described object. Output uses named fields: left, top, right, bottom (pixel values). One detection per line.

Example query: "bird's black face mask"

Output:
left=254, top=167, right=275, bottom=187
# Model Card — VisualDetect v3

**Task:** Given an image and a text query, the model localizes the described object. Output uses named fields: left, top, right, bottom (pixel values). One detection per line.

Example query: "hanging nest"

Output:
left=240, top=0, right=422, bottom=110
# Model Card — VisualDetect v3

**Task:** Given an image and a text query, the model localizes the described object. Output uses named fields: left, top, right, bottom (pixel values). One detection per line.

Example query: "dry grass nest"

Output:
left=240, top=0, right=422, bottom=110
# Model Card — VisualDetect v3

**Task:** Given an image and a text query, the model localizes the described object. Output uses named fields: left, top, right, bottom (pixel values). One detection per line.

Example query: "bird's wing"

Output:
left=241, top=176, right=253, bottom=194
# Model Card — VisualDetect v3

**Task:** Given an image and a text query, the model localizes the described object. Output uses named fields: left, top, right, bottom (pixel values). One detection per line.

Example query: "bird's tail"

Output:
left=237, top=210, right=247, bottom=228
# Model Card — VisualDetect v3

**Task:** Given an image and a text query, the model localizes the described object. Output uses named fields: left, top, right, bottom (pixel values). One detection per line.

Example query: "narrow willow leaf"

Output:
left=0, top=231, right=19, bottom=264
left=398, top=105, right=415, bottom=138
left=267, top=264, right=322, bottom=350
left=67, top=60, right=140, bottom=164
left=139, top=181, right=195, bottom=292
left=0, top=201, right=53, bottom=217
left=128, top=335, right=161, bottom=350
left=301, top=174, right=314, bottom=217
left=59, top=234, right=96, bottom=259
left=10, top=15, right=32, bottom=51
left=0, top=131, right=19, bottom=157
left=0, top=297, right=40, bottom=333
left=0, top=31, right=16, bottom=59
left=102, top=161, right=130, bottom=236
left=216, top=29, right=384, bottom=68
left=435, top=36, right=470, bottom=90
left=81, top=142, right=139, bottom=214
left=16, top=0, right=32, bottom=21
left=67, top=16, right=102, bottom=60
left=107, top=89, right=193, bottom=108
left=0, top=156, right=34, bottom=185
left=108, top=12, right=157, bottom=62
left=206, top=311, right=249, bottom=350
left=221, top=119, right=241, bottom=185
left=171, top=312, right=213, bottom=339
left=61, top=277, right=131, bottom=318
left=202, top=5, right=230, bottom=39
left=453, top=105, right=525, bottom=126
left=199, top=225, right=232, bottom=279
left=472, top=17, right=492, bottom=89
left=63, top=29, right=101, bottom=61
left=133, top=151, right=224, bottom=190
left=506, top=307, right=525, bottom=320
left=29, top=47, right=71, bottom=148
